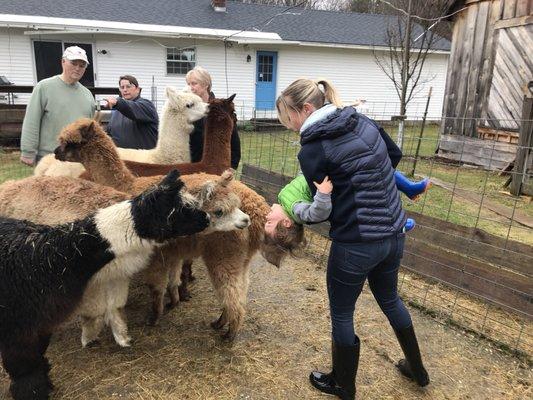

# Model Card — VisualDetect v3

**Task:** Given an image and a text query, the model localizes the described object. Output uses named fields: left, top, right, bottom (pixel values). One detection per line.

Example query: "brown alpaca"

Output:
left=55, top=118, right=283, bottom=339
left=120, top=94, right=236, bottom=301
left=0, top=160, right=249, bottom=348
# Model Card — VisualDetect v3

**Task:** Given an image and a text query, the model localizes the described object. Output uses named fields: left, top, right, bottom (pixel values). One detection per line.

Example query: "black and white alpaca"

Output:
left=0, top=170, right=209, bottom=400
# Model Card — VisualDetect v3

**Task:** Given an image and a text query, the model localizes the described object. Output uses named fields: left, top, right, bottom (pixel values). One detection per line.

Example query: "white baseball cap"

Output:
left=62, top=46, right=89, bottom=64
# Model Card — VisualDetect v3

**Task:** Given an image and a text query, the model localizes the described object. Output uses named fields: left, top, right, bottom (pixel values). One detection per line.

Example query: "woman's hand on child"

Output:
left=314, top=176, right=333, bottom=194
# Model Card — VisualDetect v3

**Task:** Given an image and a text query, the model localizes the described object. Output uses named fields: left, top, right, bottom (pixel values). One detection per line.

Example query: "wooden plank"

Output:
left=402, top=237, right=532, bottom=318
left=479, top=1, right=507, bottom=123
left=503, top=0, right=518, bottom=19
left=466, top=1, right=491, bottom=126
left=494, top=14, right=533, bottom=28
left=511, top=96, right=533, bottom=195
left=506, top=25, right=533, bottom=74
left=407, top=211, right=533, bottom=277
left=514, top=0, right=531, bottom=18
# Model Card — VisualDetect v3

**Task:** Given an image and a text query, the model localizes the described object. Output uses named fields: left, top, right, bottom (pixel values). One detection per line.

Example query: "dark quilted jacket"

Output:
left=298, top=107, right=406, bottom=242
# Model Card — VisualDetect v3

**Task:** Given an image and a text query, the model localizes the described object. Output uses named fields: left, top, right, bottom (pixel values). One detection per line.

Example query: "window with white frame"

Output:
left=166, top=47, right=196, bottom=75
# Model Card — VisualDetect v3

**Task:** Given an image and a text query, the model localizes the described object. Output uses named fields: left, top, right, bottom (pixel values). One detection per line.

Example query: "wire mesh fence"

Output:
left=0, top=107, right=531, bottom=360
left=237, top=113, right=532, bottom=360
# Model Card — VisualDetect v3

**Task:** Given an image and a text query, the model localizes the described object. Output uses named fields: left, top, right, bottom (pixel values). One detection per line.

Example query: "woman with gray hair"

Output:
left=186, top=66, right=241, bottom=169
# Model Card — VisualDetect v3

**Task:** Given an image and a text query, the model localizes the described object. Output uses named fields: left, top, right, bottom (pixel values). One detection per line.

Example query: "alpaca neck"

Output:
left=94, top=201, right=153, bottom=256
left=153, top=105, right=193, bottom=163
left=82, top=140, right=136, bottom=193
left=201, top=114, right=232, bottom=164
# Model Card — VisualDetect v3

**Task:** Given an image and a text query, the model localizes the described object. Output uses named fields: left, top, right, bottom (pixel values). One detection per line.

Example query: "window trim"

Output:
left=165, top=46, right=197, bottom=76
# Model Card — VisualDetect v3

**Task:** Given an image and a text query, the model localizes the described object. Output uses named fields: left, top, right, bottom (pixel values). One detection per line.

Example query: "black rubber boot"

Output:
left=394, top=325, right=430, bottom=386
left=309, top=337, right=360, bottom=400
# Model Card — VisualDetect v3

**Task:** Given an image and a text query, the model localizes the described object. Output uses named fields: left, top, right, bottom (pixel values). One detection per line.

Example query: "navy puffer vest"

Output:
left=298, top=107, right=406, bottom=243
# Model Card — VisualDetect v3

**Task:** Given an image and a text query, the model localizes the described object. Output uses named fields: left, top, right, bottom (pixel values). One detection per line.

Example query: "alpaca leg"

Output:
left=210, top=309, right=228, bottom=330
left=167, top=259, right=184, bottom=308
left=105, top=279, right=131, bottom=347
left=178, top=259, right=194, bottom=302
left=1, top=336, right=53, bottom=400
left=148, top=285, right=166, bottom=326
left=107, top=307, right=131, bottom=347
left=143, top=250, right=171, bottom=326
left=204, top=255, right=250, bottom=342
left=81, top=315, right=105, bottom=347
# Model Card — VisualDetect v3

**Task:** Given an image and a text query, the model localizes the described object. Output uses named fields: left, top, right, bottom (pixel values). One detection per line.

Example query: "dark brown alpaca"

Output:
left=123, top=94, right=236, bottom=177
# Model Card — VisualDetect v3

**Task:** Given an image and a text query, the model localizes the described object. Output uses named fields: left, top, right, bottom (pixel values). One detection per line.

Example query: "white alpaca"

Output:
left=34, top=87, right=207, bottom=178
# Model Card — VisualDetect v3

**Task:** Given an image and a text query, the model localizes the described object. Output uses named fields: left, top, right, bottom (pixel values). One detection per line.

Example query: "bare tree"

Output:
left=371, top=0, right=449, bottom=146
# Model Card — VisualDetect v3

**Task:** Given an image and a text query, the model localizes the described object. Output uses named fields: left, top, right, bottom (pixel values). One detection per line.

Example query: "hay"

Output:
left=1, top=251, right=531, bottom=399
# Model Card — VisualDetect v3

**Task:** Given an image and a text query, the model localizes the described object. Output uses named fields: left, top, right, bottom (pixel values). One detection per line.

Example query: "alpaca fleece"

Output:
left=0, top=171, right=209, bottom=399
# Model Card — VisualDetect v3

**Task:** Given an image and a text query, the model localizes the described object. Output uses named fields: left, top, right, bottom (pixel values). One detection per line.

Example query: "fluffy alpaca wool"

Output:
left=54, top=118, right=287, bottom=341
left=0, top=171, right=209, bottom=400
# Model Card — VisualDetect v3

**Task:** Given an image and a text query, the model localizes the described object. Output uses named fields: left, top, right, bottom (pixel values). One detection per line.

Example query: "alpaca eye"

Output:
left=186, top=103, right=192, bottom=108
left=213, top=209, right=224, bottom=218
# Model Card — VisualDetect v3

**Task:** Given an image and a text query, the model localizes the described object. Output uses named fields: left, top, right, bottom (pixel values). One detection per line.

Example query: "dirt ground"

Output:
left=1, top=254, right=531, bottom=400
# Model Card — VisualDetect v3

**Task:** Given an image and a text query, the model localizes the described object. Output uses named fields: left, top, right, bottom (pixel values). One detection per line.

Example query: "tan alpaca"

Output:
left=0, top=167, right=249, bottom=347
left=34, top=88, right=207, bottom=178
left=55, top=118, right=286, bottom=340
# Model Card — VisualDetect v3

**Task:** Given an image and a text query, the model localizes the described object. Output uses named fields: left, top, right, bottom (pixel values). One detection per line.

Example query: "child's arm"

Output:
left=292, top=177, right=332, bottom=224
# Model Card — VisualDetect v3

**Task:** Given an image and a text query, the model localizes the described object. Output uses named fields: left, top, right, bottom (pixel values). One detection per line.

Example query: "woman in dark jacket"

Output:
left=185, top=66, right=241, bottom=168
left=276, top=78, right=430, bottom=400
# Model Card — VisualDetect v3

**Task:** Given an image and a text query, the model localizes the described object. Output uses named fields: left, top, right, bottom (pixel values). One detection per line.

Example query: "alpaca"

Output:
left=0, top=168, right=249, bottom=348
left=54, top=118, right=287, bottom=340
left=0, top=171, right=209, bottom=400
left=124, top=94, right=236, bottom=178
left=121, top=94, right=237, bottom=301
left=34, top=87, right=207, bottom=178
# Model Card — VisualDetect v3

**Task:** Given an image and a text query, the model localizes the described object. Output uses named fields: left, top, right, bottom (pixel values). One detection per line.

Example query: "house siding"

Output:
left=1, top=28, right=448, bottom=121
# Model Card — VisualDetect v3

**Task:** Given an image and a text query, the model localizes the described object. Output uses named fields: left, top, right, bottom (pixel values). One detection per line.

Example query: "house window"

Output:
left=166, top=47, right=196, bottom=75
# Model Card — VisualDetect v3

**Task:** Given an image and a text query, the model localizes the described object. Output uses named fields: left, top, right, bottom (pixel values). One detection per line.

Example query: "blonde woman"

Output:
left=276, top=78, right=430, bottom=400
left=185, top=66, right=241, bottom=169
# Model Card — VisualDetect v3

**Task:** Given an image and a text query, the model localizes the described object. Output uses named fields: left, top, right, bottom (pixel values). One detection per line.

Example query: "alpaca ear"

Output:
left=219, top=169, right=234, bottom=187
left=165, top=86, right=176, bottom=98
left=80, top=120, right=97, bottom=143
left=226, top=94, right=236, bottom=102
left=160, top=169, right=183, bottom=191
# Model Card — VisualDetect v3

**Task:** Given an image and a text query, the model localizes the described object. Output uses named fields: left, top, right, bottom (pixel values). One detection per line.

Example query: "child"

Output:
left=265, top=171, right=427, bottom=242
left=274, top=78, right=430, bottom=400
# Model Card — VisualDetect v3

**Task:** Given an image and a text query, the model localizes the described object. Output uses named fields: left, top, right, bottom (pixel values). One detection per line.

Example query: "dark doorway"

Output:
left=33, top=41, right=95, bottom=86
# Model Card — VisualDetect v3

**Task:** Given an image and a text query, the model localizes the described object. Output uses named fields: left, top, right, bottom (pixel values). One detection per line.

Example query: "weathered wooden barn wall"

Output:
left=441, top=0, right=532, bottom=136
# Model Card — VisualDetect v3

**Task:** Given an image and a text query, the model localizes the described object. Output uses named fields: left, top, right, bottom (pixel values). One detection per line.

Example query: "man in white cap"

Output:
left=20, top=45, right=96, bottom=166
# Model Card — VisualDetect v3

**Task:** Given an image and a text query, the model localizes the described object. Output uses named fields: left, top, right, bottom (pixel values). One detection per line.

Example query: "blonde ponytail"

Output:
left=316, top=80, right=342, bottom=107
left=276, top=78, right=343, bottom=128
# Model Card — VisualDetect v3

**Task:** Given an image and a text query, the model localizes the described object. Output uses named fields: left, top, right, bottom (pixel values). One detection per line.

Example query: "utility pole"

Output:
left=397, top=0, right=412, bottom=149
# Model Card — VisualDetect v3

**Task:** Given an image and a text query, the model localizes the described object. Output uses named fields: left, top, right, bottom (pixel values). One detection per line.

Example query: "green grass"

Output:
left=0, top=149, right=33, bottom=184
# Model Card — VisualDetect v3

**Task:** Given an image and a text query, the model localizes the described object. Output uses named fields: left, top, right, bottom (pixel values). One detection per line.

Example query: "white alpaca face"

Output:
left=165, top=87, right=208, bottom=123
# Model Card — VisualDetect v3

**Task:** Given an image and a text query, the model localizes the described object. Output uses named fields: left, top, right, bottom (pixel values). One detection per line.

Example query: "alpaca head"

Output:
left=208, top=94, right=237, bottom=126
left=164, top=87, right=208, bottom=123
left=191, top=169, right=250, bottom=232
left=54, top=118, right=113, bottom=163
left=130, top=170, right=210, bottom=242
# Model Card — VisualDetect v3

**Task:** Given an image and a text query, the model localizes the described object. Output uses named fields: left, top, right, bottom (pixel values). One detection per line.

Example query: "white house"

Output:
left=0, top=0, right=450, bottom=120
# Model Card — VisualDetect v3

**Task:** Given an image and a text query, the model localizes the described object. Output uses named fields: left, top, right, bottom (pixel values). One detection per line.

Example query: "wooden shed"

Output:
left=438, top=0, right=532, bottom=194
left=441, top=0, right=531, bottom=136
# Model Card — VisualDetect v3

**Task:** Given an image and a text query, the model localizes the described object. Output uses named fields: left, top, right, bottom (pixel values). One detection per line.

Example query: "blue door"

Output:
left=255, top=51, right=277, bottom=110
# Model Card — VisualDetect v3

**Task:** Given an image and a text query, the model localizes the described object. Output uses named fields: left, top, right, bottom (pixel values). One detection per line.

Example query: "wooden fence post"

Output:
left=510, top=83, right=533, bottom=196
